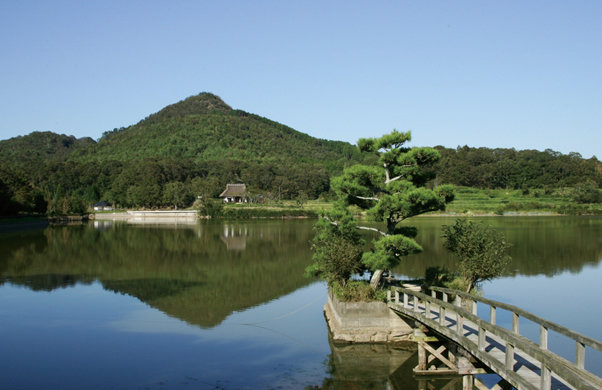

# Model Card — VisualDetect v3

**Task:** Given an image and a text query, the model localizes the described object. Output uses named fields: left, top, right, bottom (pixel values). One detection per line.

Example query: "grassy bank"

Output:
left=439, top=187, right=602, bottom=216
left=211, top=200, right=324, bottom=218
left=232, top=188, right=602, bottom=217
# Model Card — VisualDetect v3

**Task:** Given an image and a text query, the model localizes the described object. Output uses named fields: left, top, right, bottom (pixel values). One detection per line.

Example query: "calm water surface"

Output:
left=0, top=216, right=601, bottom=389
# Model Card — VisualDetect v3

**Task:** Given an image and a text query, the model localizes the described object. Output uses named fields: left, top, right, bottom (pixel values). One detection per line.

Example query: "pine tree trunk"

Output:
left=466, top=279, right=473, bottom=293
left=370, top=269, right=384, bottom=289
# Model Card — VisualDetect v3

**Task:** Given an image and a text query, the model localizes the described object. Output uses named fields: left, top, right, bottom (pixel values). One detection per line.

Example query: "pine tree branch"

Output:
left=323, top=216, right=387, bottom=237
left=352, top=194, right=380, bottom=201
left=340, top=189, right=380, bottom=202
left=356, top=226, right=387, bottom=236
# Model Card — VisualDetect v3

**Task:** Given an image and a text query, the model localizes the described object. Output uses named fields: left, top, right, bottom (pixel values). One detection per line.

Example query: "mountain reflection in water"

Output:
left=0, top=220, right=315, bottom=328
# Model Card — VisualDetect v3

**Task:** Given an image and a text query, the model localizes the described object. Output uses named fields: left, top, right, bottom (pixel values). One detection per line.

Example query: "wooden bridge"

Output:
left=387, top=286, right=602, bottom=390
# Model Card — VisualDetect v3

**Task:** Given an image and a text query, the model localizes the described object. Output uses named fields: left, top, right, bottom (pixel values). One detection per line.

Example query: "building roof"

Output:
left=94, top=201, right=110, bottom=207
left=219, top=184, right=246, bottom=197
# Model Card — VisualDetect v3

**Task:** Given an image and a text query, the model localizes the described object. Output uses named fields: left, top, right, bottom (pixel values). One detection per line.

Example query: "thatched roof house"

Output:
left=93, top=201, right=113, bottom=211
left=219, top=184, right=247, bottom=203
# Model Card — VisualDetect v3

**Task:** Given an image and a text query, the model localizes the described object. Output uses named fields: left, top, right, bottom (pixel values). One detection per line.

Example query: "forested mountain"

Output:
left=0, top=93, right=367, bottom=215
left=0, top=131, right=95, bottom=166
left=0, top=92, right=600, bottom=216
left=68, top=93, right=364, bottom=172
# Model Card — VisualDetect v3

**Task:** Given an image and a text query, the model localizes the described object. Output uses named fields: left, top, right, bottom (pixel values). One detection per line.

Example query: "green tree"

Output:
left=191, top=176, right=222, bottom=199
left=305, top=204, right=365, bottom=287
left=441, top=219, right=512, bottom=293
left=296, top=190, right=308, bottom=208
left=573, top=180, right=601, bottom=204
left=195, top=197, right=223, bottom=217
left=311, top=130, right=455, bottom=289
left=162, top=181, right=189, bottom=209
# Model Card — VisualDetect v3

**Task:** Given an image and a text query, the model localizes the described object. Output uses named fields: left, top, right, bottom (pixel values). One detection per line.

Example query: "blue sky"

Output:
left=1, top=1, right=600, bottom=158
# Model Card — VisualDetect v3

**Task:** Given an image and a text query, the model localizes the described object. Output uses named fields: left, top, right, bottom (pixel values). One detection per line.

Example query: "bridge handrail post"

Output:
left=425, top=300, right=431, bottom=320
left=440, top=306, right=446, bottom=326
left=541, top=365, right=551, bottom=390
left=413, top=295, right=419, bottom=313
left=490, top=306, right=497, bottom=326
left=387, top=290, right=391, bottom=302
left=505, top=342, right=514, bottom=371
left=395, top=290, right=399, bottom=305
left=513, top=312, right=520, bottom=334
left=479, top=325, right=486, bottom=352
left=540, top=325, right=548, bottom=350
left=403, top=292, right=408, bottom=308
left=442, top=292, right=448, bottom=303
left=576, top=341, right=585, bottom=370
left=457, top=311, right=464, bottom=335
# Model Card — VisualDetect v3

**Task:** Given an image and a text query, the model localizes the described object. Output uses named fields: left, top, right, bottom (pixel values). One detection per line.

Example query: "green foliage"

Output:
left=424, top=266, right=471, bottom=293
left=330, top=280, right=387, bottom=302
left=70, top=93, right=367, bottom=174
left=573, top=180, right=601, bottom=204
left=425, top=266, right=457, bottom=287
left=295, top=191, right=308, bottom=208
left=441, top=219, right=512, bottom=292
left=196, top=198, right=224, bottom=218
left=0, top=131, right=94, bottom=167
left=306, top=204, right=365, bottom=286
left=442, top=186, right=602, bottom=216
left=428, top=146, right=601, bottom=190
left=361, top=234, right=423, bottom=270
left=220, top=207, right=317, bottom=218
left=162, top=181, right=190, bottom=209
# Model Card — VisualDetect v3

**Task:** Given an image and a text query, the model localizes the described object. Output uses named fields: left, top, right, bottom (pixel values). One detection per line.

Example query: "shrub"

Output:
left=196, top=199, right=223, bottom=217
left=425, top=266, right=471, bottom=294
left=425, top=266, right=456, bottom=287
left=305, top=215, right=365, bottom=286
left=331, top=280, right=387, bottom=302
left=442, top=219, right=512, bottom=293
left=573, top=180, right=601, bottom=204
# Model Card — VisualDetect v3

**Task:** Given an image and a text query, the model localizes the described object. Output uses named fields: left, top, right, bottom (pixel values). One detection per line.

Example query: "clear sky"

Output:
left=1, top=1, right=600, bottom=158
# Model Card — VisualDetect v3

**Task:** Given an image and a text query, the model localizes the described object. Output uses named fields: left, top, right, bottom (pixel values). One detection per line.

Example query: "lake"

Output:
left=0, top=216, right=600, bottom=389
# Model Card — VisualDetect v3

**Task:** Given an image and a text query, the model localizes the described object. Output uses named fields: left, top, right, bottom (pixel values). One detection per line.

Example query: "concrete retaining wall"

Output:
left=325, top=289, right=414, bottom=344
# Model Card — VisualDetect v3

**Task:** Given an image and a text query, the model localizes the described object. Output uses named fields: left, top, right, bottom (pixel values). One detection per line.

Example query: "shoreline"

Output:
left=0, top=212, right=595, bottom=235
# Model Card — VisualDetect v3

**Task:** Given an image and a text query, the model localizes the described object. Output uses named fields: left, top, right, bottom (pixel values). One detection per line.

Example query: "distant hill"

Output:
left=1, top=92, right=599, bottom=216
left=0, top=131, right=95, bottom=166
left=0, top=93, right=365, bottom=173
left=66, top=92, right=364, bottom=173
left=0, top=92, right=369, bottom=214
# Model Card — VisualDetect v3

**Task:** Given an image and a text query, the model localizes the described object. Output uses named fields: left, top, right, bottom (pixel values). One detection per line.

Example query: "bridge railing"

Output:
left=389, top=286, right=602, bottom=390
left=426, top=285, right=602, bottom=371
